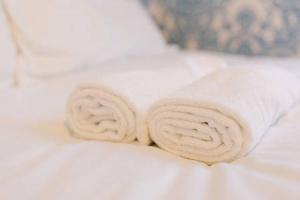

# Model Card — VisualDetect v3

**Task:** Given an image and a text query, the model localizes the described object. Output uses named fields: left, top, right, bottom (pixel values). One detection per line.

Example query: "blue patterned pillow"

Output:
left=141, top=0, right=300, bottom=56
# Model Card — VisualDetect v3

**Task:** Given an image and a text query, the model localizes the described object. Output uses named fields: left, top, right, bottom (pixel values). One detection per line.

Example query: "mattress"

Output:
left=0, top=51, right=300, bottom=200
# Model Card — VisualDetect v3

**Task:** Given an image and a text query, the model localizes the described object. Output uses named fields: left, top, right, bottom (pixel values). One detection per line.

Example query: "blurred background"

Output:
left=141, top=0, right=300, bottom=57
left=2, top=0, right=300, bottom=85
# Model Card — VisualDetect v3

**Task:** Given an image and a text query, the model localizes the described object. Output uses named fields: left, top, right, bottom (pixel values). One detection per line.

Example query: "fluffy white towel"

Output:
left=148, top=68, right=300, bottom=164
left=66, top=55, right=224, bottom=145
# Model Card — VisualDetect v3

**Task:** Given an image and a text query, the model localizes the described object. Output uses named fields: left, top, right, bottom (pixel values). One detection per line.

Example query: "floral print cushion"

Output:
left=141, top=0, right=300, bottom=56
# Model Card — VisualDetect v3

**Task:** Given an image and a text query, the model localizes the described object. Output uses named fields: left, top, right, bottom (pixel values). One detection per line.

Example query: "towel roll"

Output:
left=148, top=68, right=300, bottom=164
left=66, top=85, right=137, bottom=142
left=66, top=54, right=224, bottom=144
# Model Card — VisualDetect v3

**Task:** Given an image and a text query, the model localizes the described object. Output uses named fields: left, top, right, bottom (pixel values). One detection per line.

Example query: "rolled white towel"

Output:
left=148, top=68, right=300, bottom=164
left=66, top=55, right=224, bottom=144
left=66, top=84, right=138, bottom=142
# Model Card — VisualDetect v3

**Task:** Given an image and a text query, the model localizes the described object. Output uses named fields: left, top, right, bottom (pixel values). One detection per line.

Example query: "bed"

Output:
left=1, top=0, right=300, bottom=199
left=0, top=51, right=300, bottom=200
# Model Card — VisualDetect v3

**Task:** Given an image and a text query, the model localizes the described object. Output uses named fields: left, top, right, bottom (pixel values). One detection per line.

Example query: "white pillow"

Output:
left=3, top=0, right=167, bottom=77
left=0, top=4, right=16, bottom=86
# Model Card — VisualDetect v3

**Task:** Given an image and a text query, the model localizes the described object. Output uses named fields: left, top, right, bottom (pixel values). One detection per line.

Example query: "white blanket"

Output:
left=148, top=68, right=300, bottom=164
left=2, top=52, right=300, bottom=200
left=66, top=54, right=224, bottom=145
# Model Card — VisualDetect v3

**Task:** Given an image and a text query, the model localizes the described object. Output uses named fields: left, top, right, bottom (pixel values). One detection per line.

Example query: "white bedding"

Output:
left=0, top=52, right=300, bottom=200
left=3, top=0, right=167, bottom=76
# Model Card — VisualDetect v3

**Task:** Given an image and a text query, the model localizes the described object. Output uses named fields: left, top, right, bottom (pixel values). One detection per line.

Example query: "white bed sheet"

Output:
left=0, top=52, right=300, bottom=200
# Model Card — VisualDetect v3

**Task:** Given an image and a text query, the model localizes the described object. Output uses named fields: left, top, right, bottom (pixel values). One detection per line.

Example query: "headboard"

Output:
left=141, top=0, right=300, bottom=57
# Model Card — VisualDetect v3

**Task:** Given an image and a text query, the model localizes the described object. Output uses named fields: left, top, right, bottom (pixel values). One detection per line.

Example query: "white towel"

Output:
left=148, top=68, right=300, bottom=164
left=66, top=54, right=224, bottom=145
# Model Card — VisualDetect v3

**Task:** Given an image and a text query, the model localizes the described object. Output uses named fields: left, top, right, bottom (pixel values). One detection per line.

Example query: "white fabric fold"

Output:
left=3, top=0, right=167, bottom=76
left=148, top=68, right=300, bottom=164
left=66, top=54, right=224, bottom=145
